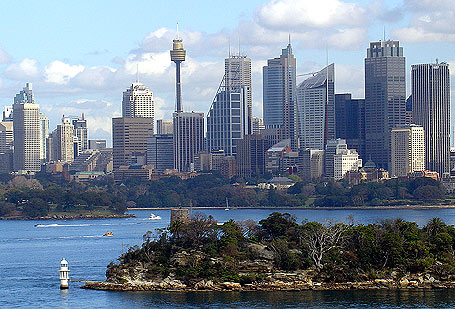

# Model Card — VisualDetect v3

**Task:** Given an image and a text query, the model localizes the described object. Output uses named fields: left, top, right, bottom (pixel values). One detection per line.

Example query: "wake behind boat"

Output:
left=149, top=213, right=161, bottom=220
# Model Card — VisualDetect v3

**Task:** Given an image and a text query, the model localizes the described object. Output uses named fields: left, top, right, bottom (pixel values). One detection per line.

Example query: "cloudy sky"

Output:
left=0, top=0, right=453, bottom=145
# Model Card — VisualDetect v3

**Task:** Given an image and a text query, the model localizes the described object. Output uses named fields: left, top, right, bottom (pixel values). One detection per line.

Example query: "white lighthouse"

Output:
left=59, top=258, right=70, bottom=289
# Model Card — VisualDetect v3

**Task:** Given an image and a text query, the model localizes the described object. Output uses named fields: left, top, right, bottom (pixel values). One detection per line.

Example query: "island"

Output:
left=83, top=212, right=455, bottom=291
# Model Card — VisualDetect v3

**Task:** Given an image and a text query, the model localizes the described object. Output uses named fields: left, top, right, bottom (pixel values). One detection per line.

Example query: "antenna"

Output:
left=238, top=34, right=240, bottom=57
left=383, top=26, right=386, bottom=41
left=228, top=38, right=231, bottom=58
left=176, top=22, right=179, bottom=39
left=289, top=33, right=291, bottom=45
left=136, top=64, right=139, bottom=83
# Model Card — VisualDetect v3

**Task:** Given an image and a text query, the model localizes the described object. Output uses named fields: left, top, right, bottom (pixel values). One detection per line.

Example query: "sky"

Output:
left=0, top=0, right=454, bottom=145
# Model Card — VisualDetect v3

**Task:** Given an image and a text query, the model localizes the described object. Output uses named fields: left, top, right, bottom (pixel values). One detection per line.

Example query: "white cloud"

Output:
left=257, top=0, right=367, bottom=29
left=4, top=58, right=39, bottom=80
left=44, top=61, right=84, bottom=84
left=124, top=52, right=171, bottom=76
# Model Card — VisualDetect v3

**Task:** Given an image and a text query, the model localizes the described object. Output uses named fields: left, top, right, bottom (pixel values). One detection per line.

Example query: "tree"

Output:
left=413, top=185, right=442, bottom=200
left=299, top=221, right=348, bottom=269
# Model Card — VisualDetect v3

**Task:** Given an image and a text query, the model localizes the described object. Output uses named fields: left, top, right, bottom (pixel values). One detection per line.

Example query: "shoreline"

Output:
left=0, top=213, right=135, bottom=221
left=128, top=205, right=455, bottom=211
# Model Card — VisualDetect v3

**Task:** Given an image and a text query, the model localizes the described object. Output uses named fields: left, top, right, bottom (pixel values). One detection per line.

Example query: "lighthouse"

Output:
left=59, top=258, right=70, bottom=289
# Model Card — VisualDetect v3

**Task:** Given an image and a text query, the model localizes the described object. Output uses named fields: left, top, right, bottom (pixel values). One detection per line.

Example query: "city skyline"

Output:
left=0, top=1, right=453, bottom=144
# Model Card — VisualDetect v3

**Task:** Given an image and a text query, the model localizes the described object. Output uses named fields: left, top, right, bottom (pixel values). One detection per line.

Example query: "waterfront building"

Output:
left=147, top=134, right=174, bottom=172
left=173, top=112, right=204, bottom=172
left=364, top=40, right=406, bottom=170
left=412, top=62, right=450, bottom=177
left=13, top=83, right=41, bottom=172
left=207, top=55, right=251, bottom=156
left=297, top=64, right=335, bottom=150
left=263, top=43, right=297, bottom=149
left=39, top=113, right=49, bottom=162
left=89, top=139, right=107, bottom=150
left=391, top=125, right=425, bottom=177
left=156, top=119, right=173, bottom=135
left=122, top=82, right=154, bottom=119
left=112, top=117, right=154, bottom=170
left=335, top=94, right=365, bottom=160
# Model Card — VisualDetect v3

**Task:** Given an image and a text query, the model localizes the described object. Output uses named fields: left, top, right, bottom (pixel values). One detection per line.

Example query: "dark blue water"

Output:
left=2, top=208, right=455, bottom=308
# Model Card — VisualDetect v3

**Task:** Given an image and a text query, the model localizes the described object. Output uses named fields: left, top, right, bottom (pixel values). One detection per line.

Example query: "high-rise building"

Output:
left=13, top=83, right=41, bottom=172
left=333, top=149, right=362, bottom=180
left=122, top=82, right=154, bottom=119
left=55, top=117, right=75, bottom=163
left=72, top=114, right=88, bottom=156
left=236, top=134, right=269, bottom=177
left=298, top=148, right=324, bottom=181
left=324, top=139, right=348, bottom=178
left=391, top=125, right=425, bottom=177
left=412, top=62, right=450, bottom=177
left=112, top=117, right=154, bottom=170
left=39, top=113, right=49, bottom=162
left=207, top=55, right=251, bottom=156
left=335, top=94, right=365, bottom=159
left=263, top=43, right=297, bottom=149
left=0, top=122, right=13, bottom=153
left=156, top=119, right=173, bottom=135
left=173, top=112, right=204, bottom=172
left=3, top=106, right=13, bottom=122
left=297, top=64, right=335, bottom=150
left=147, top=134, right=174, bottom=172
left=365, top=40, right=406, bottom=170
left=252, top=117, right=265, bottom=135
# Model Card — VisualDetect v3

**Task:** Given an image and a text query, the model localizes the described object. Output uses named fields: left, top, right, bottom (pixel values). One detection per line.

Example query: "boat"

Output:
left=103, top=231, right=114, bottom=237
left=149, top=213, right=162, bottom=220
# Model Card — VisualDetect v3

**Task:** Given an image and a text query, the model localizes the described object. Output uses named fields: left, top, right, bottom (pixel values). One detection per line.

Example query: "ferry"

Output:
left=149, top=213, right=162, bottom=220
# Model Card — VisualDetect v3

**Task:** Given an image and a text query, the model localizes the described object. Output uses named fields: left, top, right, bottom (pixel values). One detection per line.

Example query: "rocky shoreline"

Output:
left=82, top=273, right=455, bottom=292
left=0, top=213, right=135, bottom=220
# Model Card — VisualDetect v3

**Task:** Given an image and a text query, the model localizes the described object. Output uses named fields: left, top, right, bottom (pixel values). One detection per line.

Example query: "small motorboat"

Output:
left=149, top=213, right=162, bottom=220
left=103, top=231, right=114, bottom=237
left=34, top=224, right=44, bottom=227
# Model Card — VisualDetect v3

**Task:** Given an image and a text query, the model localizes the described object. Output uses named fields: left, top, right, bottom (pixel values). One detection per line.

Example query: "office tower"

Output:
left=406, top=95, right=413, bottom=126
left=236, top=134, right=268, bottom=177
left=265, top=139, right=292, bottom=173
left=333, top=149, right=362, bottom=180
left=122, top=82, right=155, bottom=119
left=207, top=55, right=251, bottom=156
left=297, top=64, right=335, bottom=150
left=335, top=94, right=365, bottom=159
left=170, top=28, right=186, bottom=112
left=13, top=83, right=41, bottom=172
left=263, top=43, right=297, bottom=149
left=3, top=106, right=12, bottom=121
left=89, top=139, right=107, bottom=150
left=173, top=112, right=204, bottom=171
left=324, top=138, right=348, bottom=178
left=252, top=117, right=265, bottom=135
left=49, top=117, right=74, bottom=163
left=147, top=134, right=174, bottom=172
left=412, top=62, right=450, bottom=177
left=157, top=119, right=173, bottom=134
left=365, top=40, right=406, bottom=170
left=39, top=113, right=49, bottom=162
left=298, top=148, right=324, bottom=180
left=112, top=117, right=154, bottom=170
left=0, top=122, right=13, bottom=152
left=72, top=114, right=88, bottom=156
left=391, top=125, right=425, bottom=177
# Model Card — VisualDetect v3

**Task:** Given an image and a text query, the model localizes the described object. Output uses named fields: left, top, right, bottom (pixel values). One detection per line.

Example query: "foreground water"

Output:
left=3, top=208, right=455, bottom=308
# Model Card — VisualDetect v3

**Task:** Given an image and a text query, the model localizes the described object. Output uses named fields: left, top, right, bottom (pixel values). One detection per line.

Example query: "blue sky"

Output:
left=0, top=0, right=453, bottom=144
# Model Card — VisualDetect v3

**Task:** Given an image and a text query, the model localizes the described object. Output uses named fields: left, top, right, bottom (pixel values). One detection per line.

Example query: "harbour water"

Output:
left=2, top=208, right=455, bottom=308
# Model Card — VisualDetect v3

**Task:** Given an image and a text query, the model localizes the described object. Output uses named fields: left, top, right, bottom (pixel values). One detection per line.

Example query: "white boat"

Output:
left=149, top=213, right=162, bottom=220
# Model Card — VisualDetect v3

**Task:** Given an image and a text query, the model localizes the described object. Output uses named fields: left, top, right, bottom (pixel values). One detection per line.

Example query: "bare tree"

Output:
left=299, top=221, right=348, bottom=269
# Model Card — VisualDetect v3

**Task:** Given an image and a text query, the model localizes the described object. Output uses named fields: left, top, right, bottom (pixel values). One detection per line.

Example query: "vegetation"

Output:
left=109, top=213, right=455, bottom=285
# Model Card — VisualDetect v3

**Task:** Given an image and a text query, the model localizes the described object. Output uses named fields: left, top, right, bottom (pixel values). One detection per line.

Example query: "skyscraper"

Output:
left=296, top=63, right=335, bottom=150
left=263, top=43, right=297, bottom=149
left=364, top=40, right=406, bottom=170
left=39, top=112, right=49, bottom=162
left=412, top=62, right=450, bottom=177
left=156, top=119, right=173, bottom=135
left=13, top=83, right=41, bottom=172
left=391, top=125, right=425, bottom=177
left=335, top=94, right=365, bottom=160
left=147, top=134, right=174, bottom=172
left=122, top=82, right=155, bottom=119
left=112, top=117, right=154, bottom=169
left=72, top=114, right=88, bottom=156
left=207, top=55, right=252, bottom=156
left=56, top=117, right=75, bottom=163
